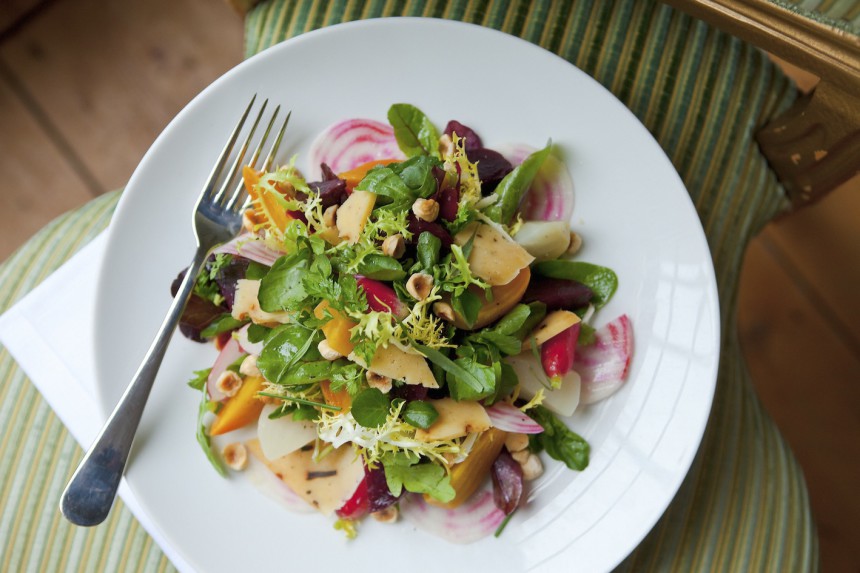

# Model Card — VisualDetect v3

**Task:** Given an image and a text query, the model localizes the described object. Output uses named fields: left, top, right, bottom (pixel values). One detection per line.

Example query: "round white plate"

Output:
left=94, top=18, right=719, bottom=573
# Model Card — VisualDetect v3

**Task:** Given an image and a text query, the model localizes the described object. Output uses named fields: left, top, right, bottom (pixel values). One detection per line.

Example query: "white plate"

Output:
left=94, top=18, right=719, bottom=573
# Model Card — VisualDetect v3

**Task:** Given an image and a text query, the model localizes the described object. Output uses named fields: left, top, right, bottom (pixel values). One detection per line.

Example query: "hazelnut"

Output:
left=438, top=134, right=454, bottom=157
left=318, top=339, right=343, bottom=361
left=215, top=371, right=243, bottom=397
left=323, top=205, right=338, bottom=228
left=239, top=354, right=261, bottom=378
left=381, top=234, right=406, bottom=259
left=366, top=370, right=393, bottom=394
left=433, top=301, right=455, bottom=322
left=565, top=231, right=582, bottom=256
left=511, top=449, right=531, bottom=465
left=520, top=453, right=544, bottom=481
left=222, top=442, right=248, bottom=471
left=406, top=273, right=434, bottom=301
left=371, top=505, right=399, bottom=523
left=505, top=433, right=530, bottom=453
left=411, top=198, right=440, bottom=222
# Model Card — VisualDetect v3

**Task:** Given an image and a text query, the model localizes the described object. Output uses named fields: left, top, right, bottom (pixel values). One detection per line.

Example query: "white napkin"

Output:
left=0, top=232, right=193, bottom=573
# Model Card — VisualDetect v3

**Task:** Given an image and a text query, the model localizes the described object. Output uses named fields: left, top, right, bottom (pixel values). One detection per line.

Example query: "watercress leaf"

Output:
left=388, top=103, right=440, bottom=158
left=511, top=302, right=547, bottom=341
left=402, top=400, right=439, bottom=429
left=529, top=406, right=590, bottom=471
left=351, top=388, right=391, bottom=428
left=355, top=166, right=414, bottom=210
left=493, top=304, right=532, bottom=336
left=453, top=289, right=482, bottom=329
left=356, top=254, right=406, bottom=281
left=195, top=385, right=226, bottom=476
left=382, top=453, right=454, bottom=502
left=411, top=342, right=485, bottom=395
left=417, top=231, right=442, bottom=270
left=200, top=314, right=247, bottom=339
left=533, top=261, right=618, bottom=308
left=487, top=362, right=519, bottom=405
left=281, top=359, right=333, bottom=385
left=258, top=253, right=310, bottom=312
left=478, top=331, right=522, bottom=356
left=257, top=325, right=318, bottom=384
left=187, top=368, right=211, bottom=391
left=245, top=260, right=269, bottom=280
left=446, top=358, right=496, bottom=401
left=484, top=142, right=552, bottom=224
left=391, top=155, right=442, bottom=197
left=247, top=324, right=271, bottom=344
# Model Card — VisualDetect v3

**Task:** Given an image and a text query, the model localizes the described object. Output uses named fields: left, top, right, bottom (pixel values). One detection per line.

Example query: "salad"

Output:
left=173, top=103, right=633, bottom=541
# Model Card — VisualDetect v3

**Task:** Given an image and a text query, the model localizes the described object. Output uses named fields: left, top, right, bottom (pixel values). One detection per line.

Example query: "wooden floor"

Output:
left=0, top=2, right=857, bottom=571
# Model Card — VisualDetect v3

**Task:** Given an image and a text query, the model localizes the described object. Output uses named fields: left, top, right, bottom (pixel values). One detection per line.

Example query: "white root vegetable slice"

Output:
left=505, top=352, right=581, bottom=417
left=307, top=118, right=405, bottom=180
left=495, top=143, right=575, bottom=222
left=575, top=315, right=633, bottom=404
left=399, top=483, right=505, bottom=544
left=513, top=220, right=571, bottom=262
left=257, top=404, right=317, bottom=460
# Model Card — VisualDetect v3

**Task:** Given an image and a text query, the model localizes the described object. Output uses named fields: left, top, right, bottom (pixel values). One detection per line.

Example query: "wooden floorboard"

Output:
left=739, top=237, right=860, bottom=573
left=0, top=72, right=93, bottom=260
left=0, top=0, right=243, bottom=191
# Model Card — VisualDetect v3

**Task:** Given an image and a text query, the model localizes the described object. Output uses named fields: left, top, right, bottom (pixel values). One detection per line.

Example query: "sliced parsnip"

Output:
left=246, top=439, right=364, bottom=516
left=513, top=221, right=571, bottom=262
left=231, top=279, right=292, bottom=326
left=506, top=352, right=581, bottom=416
left=349, top=344, right=438, bottom=388
left=257, top=404, right=317, bottom=460
left=336, top=190, right=376, bottom=244
left=453, top=222, right=534, bottom=286
left=414, top=398, right=492, bottom=442
left=527, top=310, right=581, bottom=348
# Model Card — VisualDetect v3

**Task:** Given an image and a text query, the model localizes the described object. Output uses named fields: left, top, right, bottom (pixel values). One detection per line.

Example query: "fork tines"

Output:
left=206, top=95, right=290, bottom=212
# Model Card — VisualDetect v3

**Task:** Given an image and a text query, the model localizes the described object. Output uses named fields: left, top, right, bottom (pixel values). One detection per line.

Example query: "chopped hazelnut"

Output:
left=406, top=272, right=434, bottom=301
left=505, top=433, right=530, bottom=453
left=366, top=370, right=393, bottom=394
left=433, top=301, right=455, bottom=322
left=239, top=354, right=261, bottom=378
left=381, top=234, right=406, bottom=259
left=438, top=134, right=454, bottom=157
left=565, top=231, right=582, bottom=256
left=222, top=443, right=248, bottom=471
left=511, top=449, right=531, bottom=465
left=371, top=505, right=399, bottom=523
left=520, top=453, right=544, bottom=481
left=318, top=339, right=343, bottom=361
left=411, top=198, right=440, bottom=222
left=215, top=371, right=243, bottom=398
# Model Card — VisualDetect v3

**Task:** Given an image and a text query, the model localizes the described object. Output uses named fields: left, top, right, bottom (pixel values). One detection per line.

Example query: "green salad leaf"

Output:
left=402, top=400, right=439, bottom=429
left=387, top=103, right=440, bottom=158
left=484, top=142, right=552, bottom=225
left=351, top=388, right=391, bottom=428
left=529, top=406, right=590, bottom=471
left=533, top=260, right=618, bottom=308
left=382, top=452, right=455, bottom=502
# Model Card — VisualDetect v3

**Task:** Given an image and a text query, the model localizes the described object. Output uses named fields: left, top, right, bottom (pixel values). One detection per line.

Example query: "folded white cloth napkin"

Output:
left=0, top=232, right=192, bottom=572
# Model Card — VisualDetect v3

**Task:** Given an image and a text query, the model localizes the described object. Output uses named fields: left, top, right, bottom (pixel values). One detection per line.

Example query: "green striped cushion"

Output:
left=774, top=0, right=860, bottom=35
left=0, top=1, right=817, bottom=571
left=0, top=192, right=174, bottom=573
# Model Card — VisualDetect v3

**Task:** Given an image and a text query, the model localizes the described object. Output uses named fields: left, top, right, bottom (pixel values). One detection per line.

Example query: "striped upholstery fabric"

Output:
left=0, top=1, right=817, bottom=571
left=775, top=0, right=860, bottom=34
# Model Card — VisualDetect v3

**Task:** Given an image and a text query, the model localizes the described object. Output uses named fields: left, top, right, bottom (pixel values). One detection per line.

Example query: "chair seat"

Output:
left=0, top=1, right=818, bottom=570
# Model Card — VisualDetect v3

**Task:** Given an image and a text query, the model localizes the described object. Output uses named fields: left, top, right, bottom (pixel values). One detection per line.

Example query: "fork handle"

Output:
left=60, top=245, right=210, bottom=526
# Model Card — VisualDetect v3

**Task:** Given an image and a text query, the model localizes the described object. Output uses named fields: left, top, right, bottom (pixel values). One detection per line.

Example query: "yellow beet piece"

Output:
left=243, top=166, right=292, bottom=234
left=209, top=375, right=266, bottom=436
left=320, top=380, right=352, bottom=413
left=451, top=267, right=531, bottom=331
left=338, top=159, right=399, bottom=189
left=314, top=300, right=357, bottom=356
left=425, top=428, right=508, bottom=509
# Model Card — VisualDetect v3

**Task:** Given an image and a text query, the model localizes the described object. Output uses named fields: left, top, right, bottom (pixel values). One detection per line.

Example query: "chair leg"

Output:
left=757, top=80, right=860, bottom=208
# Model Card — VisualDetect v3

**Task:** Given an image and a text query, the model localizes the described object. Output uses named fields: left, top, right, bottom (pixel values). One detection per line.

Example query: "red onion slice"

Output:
left=308, top=119, right=406, bottom=179
left=207, top=337, right=245, bottom=402
left=399, top=483, right=506, bottom=544
left=235, top=323, right=264, bottom=356
left=213, top=235, right=283, bottom=267
left=485, top=402, right=543, bottom=434
left=494, top=143, right=574, bottom=222
left=574, top=315, right=633, bottom=405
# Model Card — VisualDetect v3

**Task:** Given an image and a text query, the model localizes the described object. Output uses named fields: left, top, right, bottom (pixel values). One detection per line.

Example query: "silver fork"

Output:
left=60, top=95, right=289, bottom=527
